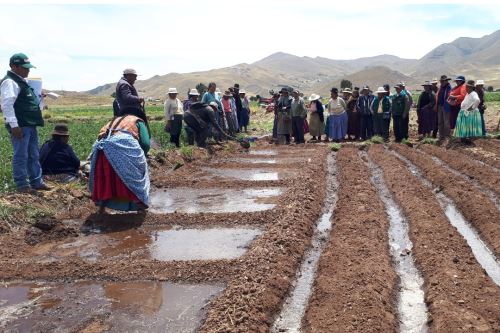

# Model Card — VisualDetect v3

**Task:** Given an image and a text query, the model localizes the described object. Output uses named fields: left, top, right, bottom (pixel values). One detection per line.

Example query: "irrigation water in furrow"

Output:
left=362, top=151, right=428, bottom=333
left=272, top=153, right=339, bottom=333
left=392, top=149, right=500, bottom=286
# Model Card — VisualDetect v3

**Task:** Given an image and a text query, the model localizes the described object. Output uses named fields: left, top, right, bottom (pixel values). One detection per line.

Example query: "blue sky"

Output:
left=0, top=1, right=499, bottom=91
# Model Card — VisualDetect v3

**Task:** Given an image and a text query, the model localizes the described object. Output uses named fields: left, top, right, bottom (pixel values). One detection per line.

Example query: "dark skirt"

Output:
left=417, top=107, right=436, bottom=134
left=239, top=108, right=250, bottom=127
left=347, top=110, right=360, bottom=137
left=449, top=105, right=460, bottom=130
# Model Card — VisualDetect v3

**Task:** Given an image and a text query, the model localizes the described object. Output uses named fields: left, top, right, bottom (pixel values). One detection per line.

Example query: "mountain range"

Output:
left=87, top=29, right=500, bottom=98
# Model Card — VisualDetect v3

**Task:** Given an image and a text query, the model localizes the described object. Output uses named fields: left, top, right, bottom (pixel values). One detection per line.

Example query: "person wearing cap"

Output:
left=306, top=93, right=324, bottom=141
left=454, top=80, right=482, bottom=140
left=416, top=82, right=436, bottom=140
left=115, top=68, right=144, bottom=115
left=290, top=90, right=307, bottom=144
left=391, top=83, right=407, bottom=142
left=435, top=75, right=452, bottom=141
left=239, top=89, right=251, bottom=133
left=163, top=88, right=183, bottom=147
left=345, top=89, right=359, bottom=141
left=356, top=86, right=374, bottom=141
left=447, top=75, right=467, bottom=130
left=39, top=124, right=80, bottom=183
left=370, top=87, right=392, bottom=142
left=0, top=53, right=50, bottom=192
left=91, top=112, right=151, bottom=214
left=326, top=88, right=348, bottom=142
left=276, top=88, right=293, bottom=144
left=475, top=80, right=487, bottom=136
left=183, top=101, right=234, bottom=148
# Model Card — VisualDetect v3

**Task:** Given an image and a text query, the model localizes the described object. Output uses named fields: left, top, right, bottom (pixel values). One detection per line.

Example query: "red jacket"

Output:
left=449, top=83, right=467, bottom=106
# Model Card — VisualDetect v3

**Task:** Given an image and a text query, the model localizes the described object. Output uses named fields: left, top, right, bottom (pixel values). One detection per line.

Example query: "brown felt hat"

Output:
left=52, top=124, right=69, bottom=136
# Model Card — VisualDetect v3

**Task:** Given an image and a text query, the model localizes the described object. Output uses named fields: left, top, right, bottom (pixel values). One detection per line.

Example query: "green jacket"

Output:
left=391, top=92, right=407, bottom=117
left=1, top=71, right=44, bottom=127
left=370, top=96, right=391, bottom=119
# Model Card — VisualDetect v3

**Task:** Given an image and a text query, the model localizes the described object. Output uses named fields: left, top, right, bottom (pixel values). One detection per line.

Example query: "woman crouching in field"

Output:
left=89, top=107, right=150, bottom=214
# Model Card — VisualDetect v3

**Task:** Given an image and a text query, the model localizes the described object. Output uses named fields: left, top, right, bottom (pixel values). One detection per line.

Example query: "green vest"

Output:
left=1, top=71, right=44, bottom=127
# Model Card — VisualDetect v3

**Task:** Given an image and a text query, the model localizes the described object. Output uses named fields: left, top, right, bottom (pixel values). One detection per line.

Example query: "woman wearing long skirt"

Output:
left=239, top=90, right=250, bottom=132
left=90, top=112, right=150, bottom=213
left=454, top=80, right=483, bottom=139
left=346, top=89, right=359, bottom=140
left=326, top=88, right=348, bottom=142
left=417, top=82, right=436, bottom=139
left=307, top=93, right=324, bottom=141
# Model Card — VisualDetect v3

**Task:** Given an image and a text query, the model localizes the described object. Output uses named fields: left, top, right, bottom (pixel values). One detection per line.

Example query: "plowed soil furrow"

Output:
left=393, top=144, right=500, bottom=256
left=0, top=259, right=235, bottom=283
left=474, top=139, right=500, bottom=156
left=419, top=144, right=500, bottom=194
left=198, top=150, right=327, bottom=333
left=456, top=146, right=500, bottom=170
left=369, top=145, right=500, bottom=332
left=303, top=147, right=398, bottom=333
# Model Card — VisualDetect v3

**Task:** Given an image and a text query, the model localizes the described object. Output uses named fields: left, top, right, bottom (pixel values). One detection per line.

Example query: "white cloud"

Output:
left=0, top=1, right=499, bottom=91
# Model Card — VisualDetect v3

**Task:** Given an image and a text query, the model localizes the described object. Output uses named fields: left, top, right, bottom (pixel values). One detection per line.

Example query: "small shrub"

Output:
left=329, top=143, right=341, bottom=151
left=370, top=136, right=384, bottom=144
left=402, top=138, right=413, bottom=147
left=180, top=146, right=193, bottom=161
left=421, top=137, right=438, bottom=145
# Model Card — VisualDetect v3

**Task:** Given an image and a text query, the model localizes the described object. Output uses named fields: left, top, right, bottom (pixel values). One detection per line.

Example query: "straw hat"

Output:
left=476, top=79, right=485, bottom=86
left=188, top=88, right=200, bottom=96
left=167, top=87, right=178, bottom=94
left=431, top=78, right=438, bottom=84
left=375, top=86, right=386, bottom=94
left=223, top=90, right=232, bottom=97
left=239, top=89, right=246, bottom=94
left=309, top=93, right=320, bottom=101
left=342, top=88, right=352, bottom=94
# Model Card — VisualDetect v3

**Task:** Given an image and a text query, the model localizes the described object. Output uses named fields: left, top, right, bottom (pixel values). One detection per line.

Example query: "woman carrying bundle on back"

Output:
left=89, top=107, right=150, bottom=214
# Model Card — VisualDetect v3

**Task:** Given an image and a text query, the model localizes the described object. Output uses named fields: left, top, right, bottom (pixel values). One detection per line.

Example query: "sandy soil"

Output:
left=369, top=145, right=500, bottom=332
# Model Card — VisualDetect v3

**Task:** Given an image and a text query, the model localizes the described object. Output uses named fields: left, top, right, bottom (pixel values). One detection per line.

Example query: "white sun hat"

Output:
left=375, top=86, right=386, bottom=94
left=188, top=88, right=200, bottom=96
left=476, top=79, right=485, bottom=86
left=167, top=87, right=178, bottom=94
left=239, top=89, right=246, bottom=94
left=309, top=93, right=320, bottom=101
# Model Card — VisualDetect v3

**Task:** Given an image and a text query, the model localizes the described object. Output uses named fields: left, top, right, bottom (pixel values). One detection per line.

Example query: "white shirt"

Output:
left=328, top=97, right=346, bottom=115
left=0, top=71, right=24, bottom=128
left=164, top=98, right=183, bottom=120
left=461, top=91, right=480, bottom=110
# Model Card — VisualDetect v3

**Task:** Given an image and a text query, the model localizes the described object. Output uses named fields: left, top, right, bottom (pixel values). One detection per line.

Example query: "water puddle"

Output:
left=150, top=187, right=282, bottom=213
left=30, top=227, right=261, bottom=262
left=392, top=149, right=500, bottom=286
left=0, top=281, right=224, bottom=332
left=364, top=151, right=428, bottom=333
left=272, top=153, right=338, bottom=332
left=423, top=151, right=500, bottom=210
left=225, top=158, right=278, bottom=164
left=201, top=168, right=293, bottom=181
left=248, top=150, right=278, bottom=156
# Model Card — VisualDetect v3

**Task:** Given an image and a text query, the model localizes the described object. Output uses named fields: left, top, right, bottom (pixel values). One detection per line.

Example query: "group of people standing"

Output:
left=268, top=75, right=488, bottom=144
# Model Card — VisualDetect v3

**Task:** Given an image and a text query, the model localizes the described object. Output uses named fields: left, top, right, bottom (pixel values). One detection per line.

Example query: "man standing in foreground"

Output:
left=0, top=53, right=50, bottom=192
left=115, top=68, right=144, bottom=115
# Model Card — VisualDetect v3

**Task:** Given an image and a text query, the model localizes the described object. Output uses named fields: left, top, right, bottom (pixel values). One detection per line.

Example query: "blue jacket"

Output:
left=356, top=94, right=375, bottom=115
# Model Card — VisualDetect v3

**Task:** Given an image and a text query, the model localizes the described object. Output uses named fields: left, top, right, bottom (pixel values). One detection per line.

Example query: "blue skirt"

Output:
left=327, top=113, right=348, bottom=140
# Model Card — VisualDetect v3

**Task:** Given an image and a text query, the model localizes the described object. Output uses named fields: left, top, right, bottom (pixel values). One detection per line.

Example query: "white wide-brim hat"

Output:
left=476, top=79, right=485, bottom=86
left=239, top=89, right=246, bottom=94
left=189, top=88, right=200, bottom=96
left=309, top=93, right=320, bottom=101
left=167, top=88, right=178, bottom=94
left=375, top=86, right=386, bottom=94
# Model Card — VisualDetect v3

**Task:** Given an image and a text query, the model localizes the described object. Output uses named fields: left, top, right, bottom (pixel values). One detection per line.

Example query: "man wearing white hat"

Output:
left=164, top=87, right=184, bottom=147
left=371, top=87, right=392, bottom=141
left=475, top=80, right=486, bottom=135
left=115, top=68, right=144, bottom=116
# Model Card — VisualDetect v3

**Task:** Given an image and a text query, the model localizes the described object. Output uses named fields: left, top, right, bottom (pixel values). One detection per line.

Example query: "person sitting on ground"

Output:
left=39, top=124, right=80, bottom=183
left=90, top=110, right=150, bottom=214
left=183, top=101, right=235, bottom=148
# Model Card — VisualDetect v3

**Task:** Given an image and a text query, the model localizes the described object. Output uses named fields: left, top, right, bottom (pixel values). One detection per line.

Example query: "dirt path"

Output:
left=419, top=144, right=500, bottom=194
left=303, top=147, right=398, bottom=333
left=392, top=144, right=500, bottom=257
left=369, top=145, right=500, bottom=332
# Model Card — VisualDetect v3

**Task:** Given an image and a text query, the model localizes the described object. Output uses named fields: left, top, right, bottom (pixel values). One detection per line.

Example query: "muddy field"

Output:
left=1, top=139, right=499, bottom=332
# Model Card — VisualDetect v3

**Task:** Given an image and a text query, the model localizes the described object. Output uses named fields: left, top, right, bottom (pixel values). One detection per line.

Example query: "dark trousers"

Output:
left=169, top=115, right=183, bottom=147
left=360, top=114, right=373, bottom=140
left=272, top=115, right=278, bottom=139
left=402, top=115, right=409, bottom=139
left=380, top=118, right=391, bottom=141
left=393, top=115, right=404, bottom=142
left=292, top=116, right=305, bottom=143
left=184, top=113, right=209, bottom=148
